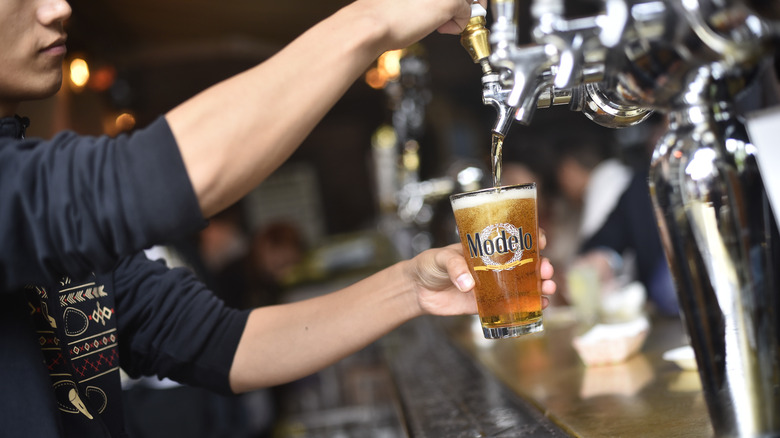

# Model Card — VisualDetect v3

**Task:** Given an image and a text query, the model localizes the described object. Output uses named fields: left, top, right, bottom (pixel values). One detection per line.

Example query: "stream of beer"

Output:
left=491, top=133, right=504, bottom=188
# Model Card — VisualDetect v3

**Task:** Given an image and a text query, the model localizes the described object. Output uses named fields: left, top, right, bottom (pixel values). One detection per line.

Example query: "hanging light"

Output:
left=69, top=57, right=90, bottom=89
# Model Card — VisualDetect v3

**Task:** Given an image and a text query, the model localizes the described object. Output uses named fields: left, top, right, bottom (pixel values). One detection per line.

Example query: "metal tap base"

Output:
left=650, top=75, right=780, bottom=438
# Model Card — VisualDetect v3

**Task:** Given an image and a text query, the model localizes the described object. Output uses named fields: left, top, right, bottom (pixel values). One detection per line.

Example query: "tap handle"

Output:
left=470, top=1, right=487, bottom=18
left=554, top=36, right=583, bottom=89
left=460, top=2, right=492, bottom=73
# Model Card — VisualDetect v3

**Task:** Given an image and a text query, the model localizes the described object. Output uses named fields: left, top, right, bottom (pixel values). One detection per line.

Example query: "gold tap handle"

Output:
left=460, top=2, right=493, bottom=74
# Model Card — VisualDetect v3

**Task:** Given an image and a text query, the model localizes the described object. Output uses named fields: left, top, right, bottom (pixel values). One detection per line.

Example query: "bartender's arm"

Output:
left=228, top=240, right=556, bottom=393
left=166, top=0, right=478, bottom=218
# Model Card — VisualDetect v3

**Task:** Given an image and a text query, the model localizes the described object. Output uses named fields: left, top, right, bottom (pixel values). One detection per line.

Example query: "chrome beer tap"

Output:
left=650, top=65, right=780, bottom=438
left=465, top=0, right=780, bottom=436
left=487, top=0, right=656, bottom=127
left=460, top=1, right=521, bottom=136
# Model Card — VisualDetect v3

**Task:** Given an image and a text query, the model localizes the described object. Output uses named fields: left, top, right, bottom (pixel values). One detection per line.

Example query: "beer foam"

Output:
left=451, top=187, right=536, bottom=211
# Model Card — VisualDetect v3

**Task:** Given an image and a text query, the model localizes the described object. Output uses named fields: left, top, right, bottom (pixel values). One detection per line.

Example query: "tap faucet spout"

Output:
left=461, top=1, right=520, bottom=135
left=481, top=73, right=515, bottom=136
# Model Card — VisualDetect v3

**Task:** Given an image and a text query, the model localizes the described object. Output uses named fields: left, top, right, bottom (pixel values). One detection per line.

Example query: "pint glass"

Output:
left=450, top=183, right=543, bottom=339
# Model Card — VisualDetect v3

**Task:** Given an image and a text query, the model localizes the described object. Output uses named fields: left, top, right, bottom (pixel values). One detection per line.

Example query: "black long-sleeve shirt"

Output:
left=0, top=116, right=249, bottom=437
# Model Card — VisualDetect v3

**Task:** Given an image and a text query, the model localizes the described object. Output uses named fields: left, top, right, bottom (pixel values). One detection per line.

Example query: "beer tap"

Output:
left=489, top=0, right=563, bottom=125
left=489, top=0, right=655, bottom=127
left=460, top=1, right=518, bottom=136
left=461, top=0, right=650, bottom=129
left=463, top=0, right=780, bottom=435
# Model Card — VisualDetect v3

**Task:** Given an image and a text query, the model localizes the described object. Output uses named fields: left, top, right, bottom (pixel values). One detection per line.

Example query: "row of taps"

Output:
left=461, top=0, right=780, bottom=137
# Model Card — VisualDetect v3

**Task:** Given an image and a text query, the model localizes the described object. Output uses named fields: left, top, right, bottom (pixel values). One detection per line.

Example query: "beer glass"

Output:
left=450, top=183, right=543, bottom=339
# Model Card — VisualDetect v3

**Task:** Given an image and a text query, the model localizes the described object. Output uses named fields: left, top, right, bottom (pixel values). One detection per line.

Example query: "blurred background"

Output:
left=20, top=1, right=675, bottom=437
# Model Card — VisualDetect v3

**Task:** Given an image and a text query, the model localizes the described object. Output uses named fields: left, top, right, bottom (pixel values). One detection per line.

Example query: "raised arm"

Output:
left=166, top=0, right=476, bottom=218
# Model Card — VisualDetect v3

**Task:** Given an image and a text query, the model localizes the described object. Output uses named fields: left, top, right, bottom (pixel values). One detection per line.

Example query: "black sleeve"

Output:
left=0, top=117, right=206, bottom=290
left=580, top=172, right=665, bottom=287
left=112, top=252, right=251, bottom=395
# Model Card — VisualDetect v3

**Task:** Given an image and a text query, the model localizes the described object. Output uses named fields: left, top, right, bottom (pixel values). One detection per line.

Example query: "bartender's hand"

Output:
left=230, top=225, right=550, bottom=393
left=407, top=231, right=557, bottom=316
left=353, top=0, right=482, bottom=50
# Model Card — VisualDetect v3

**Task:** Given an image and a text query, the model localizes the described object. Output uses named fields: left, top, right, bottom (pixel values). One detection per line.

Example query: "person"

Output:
left=1, top=0, right=557, bottom=436
left=553, top=121, right=678, bottom=316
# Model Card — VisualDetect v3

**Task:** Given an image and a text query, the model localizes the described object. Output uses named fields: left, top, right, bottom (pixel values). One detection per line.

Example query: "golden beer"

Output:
left=450, top=183, right=543, bottom=339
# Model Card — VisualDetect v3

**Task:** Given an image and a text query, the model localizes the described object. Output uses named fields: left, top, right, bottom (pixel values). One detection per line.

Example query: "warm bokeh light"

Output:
left=115, top=112, right=136, bottom=133
left=364, top=68, right=384, bottom=89
left=102, top=111, right=137, bottom=136
left=380, top=50, right=402, bottom=78
left=89, top=65, right=117, bottom=92
left=365, top=49, right=403, bottom=90
left=69, top=58, right=90, bottom=89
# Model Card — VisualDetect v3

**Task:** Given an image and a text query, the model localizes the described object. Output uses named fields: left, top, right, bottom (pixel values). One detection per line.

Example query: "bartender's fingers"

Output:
left=439, top=243, right=474, bottom=292
left=438, top=0, right=488, bottom=34
left=540, top=255, right=558, bottom=309
left=539, top=228, right=548, bottom=251
left=410, top=244, right=478, bottom=316
left=542, top=278, right=557, bottom=295
left=541, top=257, right=556, bottom=296
left=410, top=244, right=468, bottom=292
left=436, top=0, right=474, bottom=34
left=540, top=257, right=554, bottom=286
left=539, top=231, right=555, bottom=309
left=540, top=256, right=556, bottom=309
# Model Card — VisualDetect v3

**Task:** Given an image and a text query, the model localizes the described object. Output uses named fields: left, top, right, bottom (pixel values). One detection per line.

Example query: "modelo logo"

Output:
left=465, top=223, right=534, bottom=272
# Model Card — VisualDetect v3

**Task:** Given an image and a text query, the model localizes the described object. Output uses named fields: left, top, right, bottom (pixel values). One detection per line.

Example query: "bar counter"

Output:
left=276, top=288, right=713, bottom=437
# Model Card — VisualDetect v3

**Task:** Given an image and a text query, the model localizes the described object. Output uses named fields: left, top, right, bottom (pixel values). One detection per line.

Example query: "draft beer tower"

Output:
left=461, top=0, right=780, bottom=436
